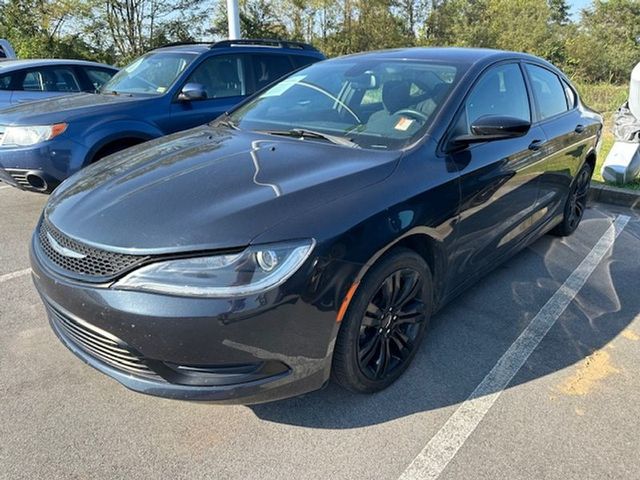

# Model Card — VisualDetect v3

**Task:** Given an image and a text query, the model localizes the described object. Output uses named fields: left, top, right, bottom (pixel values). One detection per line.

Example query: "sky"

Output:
left=568, top=0, right=592, bottom=19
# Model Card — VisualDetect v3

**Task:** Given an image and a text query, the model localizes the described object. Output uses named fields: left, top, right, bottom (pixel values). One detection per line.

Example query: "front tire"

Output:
left=550, top=162, right=592, bottom=237
left=332, top=248, right=433, bottom=393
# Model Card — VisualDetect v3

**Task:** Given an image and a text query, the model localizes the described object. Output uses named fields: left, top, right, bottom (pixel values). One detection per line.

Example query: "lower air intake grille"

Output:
left=49, top=305, right=156, bottom=377
left=38, top=219, right=150, bottom=280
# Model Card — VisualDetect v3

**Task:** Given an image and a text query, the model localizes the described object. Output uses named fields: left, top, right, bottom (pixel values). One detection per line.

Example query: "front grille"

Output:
left=48, top=305, right=156, bottom=377
left=38, top=220, right=150, bottom=280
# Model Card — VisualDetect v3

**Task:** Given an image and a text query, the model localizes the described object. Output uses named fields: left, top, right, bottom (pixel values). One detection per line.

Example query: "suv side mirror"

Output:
left=178, top=83, right=207, bottom=102
left=450, top=115, right=531, bottom=148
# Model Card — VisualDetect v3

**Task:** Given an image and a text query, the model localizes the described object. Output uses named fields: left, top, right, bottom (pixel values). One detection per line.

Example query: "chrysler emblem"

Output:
left=46, top=232, right=86, bottom=259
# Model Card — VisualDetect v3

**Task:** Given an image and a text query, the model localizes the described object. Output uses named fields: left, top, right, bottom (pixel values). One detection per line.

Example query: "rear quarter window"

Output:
left=291, top=55, right=319, bottom=69
left=0, top=74, right=11, bottom=90
left=563, top=80, right=577, bottom=109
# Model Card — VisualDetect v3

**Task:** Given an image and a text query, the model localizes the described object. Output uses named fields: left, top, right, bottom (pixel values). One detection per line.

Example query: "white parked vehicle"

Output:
left=601, top=61, right=640, bottom=183
left=0, top=40, right=16, bottom=60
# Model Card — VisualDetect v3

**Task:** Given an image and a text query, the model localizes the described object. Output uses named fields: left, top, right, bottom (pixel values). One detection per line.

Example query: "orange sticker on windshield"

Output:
left=395, top=117, right=414, bottom=131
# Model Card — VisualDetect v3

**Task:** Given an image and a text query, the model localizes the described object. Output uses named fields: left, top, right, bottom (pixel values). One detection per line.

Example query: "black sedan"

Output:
left=30, top=48, right=602, bottom=403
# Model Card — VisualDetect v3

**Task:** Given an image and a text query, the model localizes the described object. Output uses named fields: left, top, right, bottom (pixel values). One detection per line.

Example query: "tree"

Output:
left=88, top=0, right=209, bottom=62
left=548, top=0, right=570, bottom=24
left=419, top=0, right=568, bottom=65
left=566, top=0, right=640, bottom=83
left=0, top=0, right=97, bottom=59
left=211, top=0, right=289, bottom=40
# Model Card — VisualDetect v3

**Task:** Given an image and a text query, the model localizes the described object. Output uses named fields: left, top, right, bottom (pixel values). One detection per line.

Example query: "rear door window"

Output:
left=251, top=54, right=294, bottom=92
left=525, top=64, right=569, bottom=120
left=22, top=71, right=45, bottom=91
left=20, top=68, right=81, bottom=92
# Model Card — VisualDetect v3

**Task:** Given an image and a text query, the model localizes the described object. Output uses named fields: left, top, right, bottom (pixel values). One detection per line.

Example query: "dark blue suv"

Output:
left=0, top=39, right=324, bottom=192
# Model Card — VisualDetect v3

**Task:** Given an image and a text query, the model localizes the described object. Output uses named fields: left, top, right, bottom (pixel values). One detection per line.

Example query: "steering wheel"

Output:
left=394, top=109, right=429, bottom=122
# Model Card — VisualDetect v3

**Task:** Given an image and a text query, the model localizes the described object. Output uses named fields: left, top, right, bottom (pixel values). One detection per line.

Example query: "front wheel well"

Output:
left=369, top=234, right=444, bottom=309
left=90, top=137, right=148, bottom=164
left=585, top=150, right=597, bottom=174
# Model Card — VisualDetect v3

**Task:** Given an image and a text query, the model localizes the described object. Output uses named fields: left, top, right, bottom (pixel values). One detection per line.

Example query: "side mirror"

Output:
left=178, top=83, right=207, bottom=102
left=450, top=115, right=531, bottom=148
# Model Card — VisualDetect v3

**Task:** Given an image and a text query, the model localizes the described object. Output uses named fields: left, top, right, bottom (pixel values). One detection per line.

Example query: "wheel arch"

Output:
left=350, top=230, right=448, bottom=312
left=584, top=147, right=597, bottom=174
left=88, top=135, right=151, bottom=164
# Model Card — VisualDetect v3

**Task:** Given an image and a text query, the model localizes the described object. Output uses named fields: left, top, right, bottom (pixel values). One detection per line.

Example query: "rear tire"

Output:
left=332, top=248, right=433, bottom=393
left=550, top=162, right=592, bottom=237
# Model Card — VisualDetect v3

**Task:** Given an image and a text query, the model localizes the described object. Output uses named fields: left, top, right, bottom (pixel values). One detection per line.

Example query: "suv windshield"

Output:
left=102, top=52, right=196, bottom=96
left=229, top=58, right=465, bottom=150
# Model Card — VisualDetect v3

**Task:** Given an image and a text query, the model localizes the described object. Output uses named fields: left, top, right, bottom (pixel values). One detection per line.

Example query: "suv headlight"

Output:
left=113, top=239, right=316, bottom=298
left=0, top=123, right=67, bottom=147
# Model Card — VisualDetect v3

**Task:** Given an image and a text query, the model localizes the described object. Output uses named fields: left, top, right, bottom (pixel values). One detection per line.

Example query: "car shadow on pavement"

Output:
left=250, top=208, right=640, bottom=429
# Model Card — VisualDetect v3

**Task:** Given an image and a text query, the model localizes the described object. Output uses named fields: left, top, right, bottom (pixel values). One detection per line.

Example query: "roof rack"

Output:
left=158, top=41, right=212, bottom=48
left=210, top=38, right=319, bottom=52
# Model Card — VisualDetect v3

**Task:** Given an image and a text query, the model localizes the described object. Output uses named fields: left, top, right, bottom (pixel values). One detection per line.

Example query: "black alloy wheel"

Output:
left=357, top=268, right=425, bottom=380
left=551, top=162, right=592, bottom=237
left=332, top=248, right=432, bottom=393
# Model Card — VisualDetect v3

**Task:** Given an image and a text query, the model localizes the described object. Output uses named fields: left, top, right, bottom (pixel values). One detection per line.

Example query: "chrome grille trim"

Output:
left=38, top=219, right=150, bottom=280
left=48, top=305, right=156, bottom=377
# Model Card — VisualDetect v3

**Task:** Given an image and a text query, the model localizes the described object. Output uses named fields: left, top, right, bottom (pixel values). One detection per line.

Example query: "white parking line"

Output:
left=0, top=268, right=31, bottom=284
left=398, top=214, right=631, bottom=480
left=0, top=185, right=10, bottom=190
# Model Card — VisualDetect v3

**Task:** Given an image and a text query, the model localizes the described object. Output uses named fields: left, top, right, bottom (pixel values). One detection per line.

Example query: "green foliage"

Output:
left=574, top=81, right=628, bottom=113
left=211, top=0, right=288, bottom=39
left=565, top=0, right=640, bottom=84
left=1, top=0, right=639, bottom=84
left=548, top=0, right=570, bottom=24
left=0, top=0, right=101, bottom=60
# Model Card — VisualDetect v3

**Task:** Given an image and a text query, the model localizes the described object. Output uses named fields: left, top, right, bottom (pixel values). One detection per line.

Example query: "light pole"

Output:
left=227, top=0, right=241, bottom=39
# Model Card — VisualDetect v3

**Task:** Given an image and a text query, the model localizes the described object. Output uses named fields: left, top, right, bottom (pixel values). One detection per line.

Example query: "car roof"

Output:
left=339, top=47, right=554, bottom=68
left=152, top=40, right=324, bottom=58
left=0, top=59, right=117, bottom=72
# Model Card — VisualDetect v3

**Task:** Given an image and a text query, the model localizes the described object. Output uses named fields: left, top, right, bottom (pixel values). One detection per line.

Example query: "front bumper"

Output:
left=30, top=234, right=352, bottom=404
left=0, top=138, right=88, bottom=192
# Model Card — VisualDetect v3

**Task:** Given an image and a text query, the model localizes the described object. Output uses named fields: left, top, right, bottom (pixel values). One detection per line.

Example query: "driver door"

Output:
left=170, top=54, right=250, bottom=132
left=446, top=62, right=548, bottom=288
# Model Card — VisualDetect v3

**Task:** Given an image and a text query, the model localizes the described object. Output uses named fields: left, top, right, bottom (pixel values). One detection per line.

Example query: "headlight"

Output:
left=0, top=123, right=67, bottom=147
left=113, top=239, right=316, bottom=298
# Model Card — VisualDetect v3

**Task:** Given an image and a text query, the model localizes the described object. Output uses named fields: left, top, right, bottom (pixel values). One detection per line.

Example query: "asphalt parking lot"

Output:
left=1, top=184, right=639, bottom=480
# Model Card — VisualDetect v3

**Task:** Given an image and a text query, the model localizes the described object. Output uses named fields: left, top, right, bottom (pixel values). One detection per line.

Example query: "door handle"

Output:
left=575, top=124, right=585, bottom=134
left=528, top=139, right=545, bottom=151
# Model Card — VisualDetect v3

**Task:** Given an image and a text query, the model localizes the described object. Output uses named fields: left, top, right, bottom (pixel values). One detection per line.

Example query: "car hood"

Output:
left=45, top=125, right=401, bottom=253
left=0, top=93, right=149, bottom=125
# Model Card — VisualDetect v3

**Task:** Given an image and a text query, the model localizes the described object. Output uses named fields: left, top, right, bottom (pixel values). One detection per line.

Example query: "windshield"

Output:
left=229, top=58, right=465, bottom=150
left=102, top=52, right=196, bottom=96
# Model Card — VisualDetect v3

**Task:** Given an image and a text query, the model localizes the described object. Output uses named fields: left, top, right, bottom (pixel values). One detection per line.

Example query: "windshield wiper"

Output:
left=101, top=89, right=133, bottom=97
left=260, top=128, right=359, bottom=148
left=212, top=113, right=238, bottom=130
